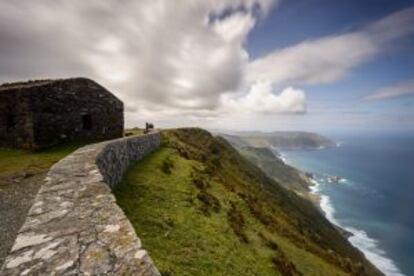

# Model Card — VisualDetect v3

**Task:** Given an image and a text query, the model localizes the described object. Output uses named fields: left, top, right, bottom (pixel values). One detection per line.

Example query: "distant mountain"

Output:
left=221, top=131, right=336, bottom=150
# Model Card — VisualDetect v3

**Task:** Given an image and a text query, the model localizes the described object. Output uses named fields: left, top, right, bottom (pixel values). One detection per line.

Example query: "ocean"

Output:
left=280, top=132, right=414, bottom=276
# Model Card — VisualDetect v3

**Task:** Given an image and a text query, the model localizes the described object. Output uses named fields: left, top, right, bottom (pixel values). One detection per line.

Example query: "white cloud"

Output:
left=212, top=12, right=256, bottom=43
left=247, top=7, right=414, bottom=87
left=221, top=81, right=306, bottom=114
left=247, top=33, right=378, bottom=85
left=0, top=0, right=278, bottom=121
left=364, top=79, right=414, bottom=101
left=0, top=2, right=413, bottom=129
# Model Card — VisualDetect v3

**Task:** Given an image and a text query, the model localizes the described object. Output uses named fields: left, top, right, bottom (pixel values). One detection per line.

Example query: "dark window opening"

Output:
left=6, top=114, right=16, bottom=131
left=82, top=114, right=92, bottom=130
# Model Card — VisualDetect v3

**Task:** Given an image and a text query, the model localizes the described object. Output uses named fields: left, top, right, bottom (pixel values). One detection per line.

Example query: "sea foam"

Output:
left=279, top=154, right=287, bottom=163
left=312, top=179, right=404, bottom=276
left=281, top=150, right=405, bottom=275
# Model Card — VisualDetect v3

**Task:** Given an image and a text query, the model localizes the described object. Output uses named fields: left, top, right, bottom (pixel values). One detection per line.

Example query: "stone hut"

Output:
left=0, top=78, right=124, bottom=149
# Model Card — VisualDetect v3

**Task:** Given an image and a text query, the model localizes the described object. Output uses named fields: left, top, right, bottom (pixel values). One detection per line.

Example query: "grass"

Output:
left=0, top=143, right=84, bottom=178
left=115, top=129, right=381, bottom=276
left=115, top=147, right=280, bottom=275
left=238, top=146, right=310, bottom=194
left=125, top=127, right=145, bottom=136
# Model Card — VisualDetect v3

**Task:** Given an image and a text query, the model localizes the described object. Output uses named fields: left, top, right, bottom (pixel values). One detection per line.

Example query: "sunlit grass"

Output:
left=0, top=143, right=84, bottom=177
left=114, top=129, right=357, bottom=276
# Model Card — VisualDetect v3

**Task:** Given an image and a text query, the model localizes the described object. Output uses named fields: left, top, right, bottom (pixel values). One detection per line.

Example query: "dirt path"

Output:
left=0, top=172, right=46, bottom=268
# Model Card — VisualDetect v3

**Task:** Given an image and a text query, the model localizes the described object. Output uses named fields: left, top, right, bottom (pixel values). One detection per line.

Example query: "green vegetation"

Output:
left=115, top=128, right=382, bottom=276
left=125, top=127, right=145, bottom=136
left=238, top=146, right=310, bottom=194
left=234, top=146, right=320, bottom=205
left=0, top=143, right=83, bottom=178
left=0, top=143, right=84, bottom=265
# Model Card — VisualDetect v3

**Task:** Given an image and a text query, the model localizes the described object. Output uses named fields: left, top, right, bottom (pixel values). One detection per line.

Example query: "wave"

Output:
left=279, top=154, right=287, bottom=163
left=338, top=178, right=347, bottom=184
left=309, top=178, right=320, bottom=193
left=311, top=180, right=404, bottom=276
left=347, top=227, right=404, bottom=276
left=275, top=150, right=288, bottom=164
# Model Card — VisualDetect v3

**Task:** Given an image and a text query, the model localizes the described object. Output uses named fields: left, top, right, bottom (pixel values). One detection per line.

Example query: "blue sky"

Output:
left=245, top=0, right=414, bottom=134
left=0, top=0, right=413, bottom=134
left=248, top=0, right=413, bottom=56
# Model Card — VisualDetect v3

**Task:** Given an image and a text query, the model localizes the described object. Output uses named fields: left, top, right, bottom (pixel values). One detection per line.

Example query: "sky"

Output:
left=0, top=0, right=413, bottom=134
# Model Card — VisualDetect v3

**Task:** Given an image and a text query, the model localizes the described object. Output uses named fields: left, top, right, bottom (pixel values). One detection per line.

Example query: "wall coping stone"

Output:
left=0, top=133, right=161, bottom=275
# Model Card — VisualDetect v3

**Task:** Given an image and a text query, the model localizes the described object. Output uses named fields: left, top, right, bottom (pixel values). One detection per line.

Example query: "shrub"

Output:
left=271, top=255, right=302, bottom=276
left=197, top=190, right=221, bottom=215
left=227, top=201, right=248, bottom=243
left=161, top=157, right=174, bottom=174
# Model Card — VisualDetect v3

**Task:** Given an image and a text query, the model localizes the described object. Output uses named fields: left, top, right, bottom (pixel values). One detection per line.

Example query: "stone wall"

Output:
left=0, top=89, right=33, bottom=149
left=0, top=133, right=161, bottom=275
left=96, top=132, right=161, bottom=189
left=0, top=78, right=124, bottom=150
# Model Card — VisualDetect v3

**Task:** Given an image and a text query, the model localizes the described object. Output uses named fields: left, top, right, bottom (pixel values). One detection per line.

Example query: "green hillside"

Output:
left=115, top=128, right=382, bottom=276
left=237, top=146, right=310, bottom=194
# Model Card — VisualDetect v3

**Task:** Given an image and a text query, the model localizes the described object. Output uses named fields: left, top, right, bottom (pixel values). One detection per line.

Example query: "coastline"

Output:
left=305, top=177, right=353, bottom=239
left=280, top=150, right=405, bottom=276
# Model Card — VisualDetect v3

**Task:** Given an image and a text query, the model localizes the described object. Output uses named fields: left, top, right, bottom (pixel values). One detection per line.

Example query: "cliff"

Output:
left=236, top=146, right=312, bottom=196
left=221, top=131, right=336, bottom=150
left=115, top=128, right=382, bottom=276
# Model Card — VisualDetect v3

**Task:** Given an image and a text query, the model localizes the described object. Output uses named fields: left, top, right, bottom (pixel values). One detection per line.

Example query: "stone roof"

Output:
left=0, top=79, right=56, bottom=91
left=0, top=78, right=98, bottom=92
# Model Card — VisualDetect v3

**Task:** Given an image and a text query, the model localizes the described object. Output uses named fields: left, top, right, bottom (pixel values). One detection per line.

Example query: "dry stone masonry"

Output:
left=0, top=133, right=161, bottom=275
left=0, top=78, right=123, bottom=149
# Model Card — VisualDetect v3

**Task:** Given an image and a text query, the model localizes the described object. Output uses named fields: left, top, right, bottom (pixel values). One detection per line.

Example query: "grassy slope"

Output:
left=0, top=143, right=82, bottom=178
left=115, top=128, right=382, bottom=276
left=238, top=146, right=310, bottom=194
